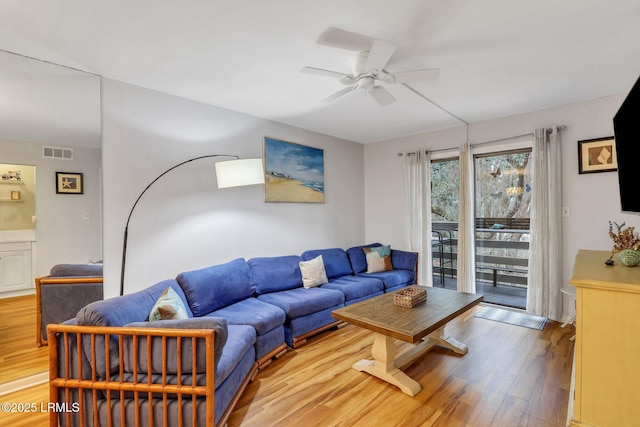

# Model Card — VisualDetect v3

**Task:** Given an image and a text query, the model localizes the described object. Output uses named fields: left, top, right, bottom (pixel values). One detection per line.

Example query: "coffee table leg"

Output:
left=425, top=325, right=468, bottom=355
left=352, top=326, right=469, bottom=396
left=352, top=333, right=422, bottom=396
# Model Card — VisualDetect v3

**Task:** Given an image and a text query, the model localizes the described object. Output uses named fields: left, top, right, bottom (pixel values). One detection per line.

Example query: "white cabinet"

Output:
left=0, top=242, right=34, bottom=293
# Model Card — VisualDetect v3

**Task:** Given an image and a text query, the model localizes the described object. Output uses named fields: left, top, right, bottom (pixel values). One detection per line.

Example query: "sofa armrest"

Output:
left=49, top=263, right=103, bottom=277
left=391, top=249, right=419, bottom=272
left=47, top=323, right=216, bottom=426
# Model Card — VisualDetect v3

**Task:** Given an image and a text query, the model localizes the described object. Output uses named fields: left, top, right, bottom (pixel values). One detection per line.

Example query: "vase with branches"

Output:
left=609, top=221, right=640, bottom=266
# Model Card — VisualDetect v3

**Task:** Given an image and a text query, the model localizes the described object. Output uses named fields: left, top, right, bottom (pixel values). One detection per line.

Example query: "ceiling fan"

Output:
left=301, top=27, right=440, bottom=106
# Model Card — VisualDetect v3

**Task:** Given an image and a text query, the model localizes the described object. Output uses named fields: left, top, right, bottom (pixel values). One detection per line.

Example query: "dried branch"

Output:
left=609, top=221, right=640, bottom=252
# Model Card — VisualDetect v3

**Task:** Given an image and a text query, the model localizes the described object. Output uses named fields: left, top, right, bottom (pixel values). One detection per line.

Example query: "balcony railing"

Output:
left=432, top=219, right=530, bottom=289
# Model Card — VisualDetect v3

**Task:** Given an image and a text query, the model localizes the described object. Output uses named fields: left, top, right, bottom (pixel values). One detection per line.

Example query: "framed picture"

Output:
left=578, top=136, right=617, bottom=174
left=10, top=190, right=21, bottom=200
left=263, top=137, right=324, bottom=203
left=56, top=172, right=84, bottom=194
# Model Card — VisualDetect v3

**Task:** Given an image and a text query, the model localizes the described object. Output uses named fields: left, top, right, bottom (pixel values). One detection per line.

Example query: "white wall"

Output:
left=101, top=79, right=365, bottom=298
left=0, top=138, right=103, bottom=277
left=365, top=94, right=640, bottom=321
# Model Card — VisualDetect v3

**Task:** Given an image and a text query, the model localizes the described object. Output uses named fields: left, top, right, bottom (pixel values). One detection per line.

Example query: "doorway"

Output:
left=474, top=149, right=532, bottom=309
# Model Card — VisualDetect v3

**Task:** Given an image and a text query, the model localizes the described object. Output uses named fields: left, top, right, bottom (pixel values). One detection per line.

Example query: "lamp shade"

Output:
left=215, top=158, right=265, bottom=188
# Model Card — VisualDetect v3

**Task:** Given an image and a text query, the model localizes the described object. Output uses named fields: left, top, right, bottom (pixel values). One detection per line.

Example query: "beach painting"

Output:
left=264, top=137, right=324, bottom=203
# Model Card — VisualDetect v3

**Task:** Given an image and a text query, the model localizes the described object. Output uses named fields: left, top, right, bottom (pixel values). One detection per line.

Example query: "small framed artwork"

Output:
left=56, top=172, right=84, bottom=194
left=263, top=137, right=325, bottom=203
left=10, top=191, right=21, bottom=200
left=578, top=136, right=617, bottom=174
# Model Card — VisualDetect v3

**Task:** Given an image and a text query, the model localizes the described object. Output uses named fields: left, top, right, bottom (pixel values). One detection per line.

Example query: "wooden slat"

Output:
left=476, top=239, right=530, bottom=250
left=477, top=255, right=529, bottom=267
left=477, top=271, right=528, bottom=286
left=475, top=217, right=531, bottom=230
left=47, top=324, right=216, bottom=427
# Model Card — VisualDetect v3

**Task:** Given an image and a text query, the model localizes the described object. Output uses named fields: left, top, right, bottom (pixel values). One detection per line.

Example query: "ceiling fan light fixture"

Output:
left=358, top=76, right=376, bottom=90
left=339, top=75, right=356, bottom=86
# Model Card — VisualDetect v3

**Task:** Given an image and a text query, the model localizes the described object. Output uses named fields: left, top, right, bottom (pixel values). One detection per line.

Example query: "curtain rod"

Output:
left=397, top=125, right=566, bottom=157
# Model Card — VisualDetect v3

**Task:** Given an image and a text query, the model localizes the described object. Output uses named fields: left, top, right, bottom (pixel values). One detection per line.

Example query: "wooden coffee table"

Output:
left=332, top=286, right=482, bottom=396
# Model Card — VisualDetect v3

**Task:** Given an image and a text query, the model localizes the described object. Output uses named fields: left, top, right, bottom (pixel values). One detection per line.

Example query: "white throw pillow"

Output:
left=299, top=255, right=329, bottom=289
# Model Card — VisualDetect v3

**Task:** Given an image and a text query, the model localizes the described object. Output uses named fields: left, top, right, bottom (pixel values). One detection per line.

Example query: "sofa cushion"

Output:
left=322, top=275, right=384, bottom=302
left=176, top=258, right=254, bottom=317
left=248, top=255, right=303, bottom=295
left=359, top=269, right=416, bottom=290
left=391, top=249, right=419, bottom=272
left=346, top=243, right=382, bottom=274
left=148, top=287, right=189, bottom=321
left=75, top=288, right=158, bottom=378
left=123, top=317, right=228, bottom=374
left=215, top=324, right=256, bottom=388
left=76, top=290, right=154, bottom=328
left=299, top=255, right=329, bottom=289
left=301, top=248, right=353, bottom=279
left=363, top=245, right=393, bottom=273
left=207, top=297, right=286, bottom=335
left=257, top=287, right=344, bottom=319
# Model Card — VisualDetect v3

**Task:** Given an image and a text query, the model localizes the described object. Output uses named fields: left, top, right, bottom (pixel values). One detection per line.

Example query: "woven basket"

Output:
left=618, top=249, right=640, bottom=267
left=393, top=286, right=427, bottom=308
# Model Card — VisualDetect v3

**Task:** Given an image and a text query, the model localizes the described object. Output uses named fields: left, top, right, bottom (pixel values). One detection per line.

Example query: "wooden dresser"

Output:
left=570, top=249, right=640, bottom=427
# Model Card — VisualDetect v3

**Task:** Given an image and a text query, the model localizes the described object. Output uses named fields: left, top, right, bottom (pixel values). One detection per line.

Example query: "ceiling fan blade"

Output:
left=369, top=86, right=396, bottom=106
left=300, top=66, right=348, bottom=79
left=384, top=68, right=440, bottom=84
left=301, top=66, right=356, bottom=86
left=364, top=40, right=397, bottom=72
left=316, top=27, right=375, bottom=51
left=320, top=85, right=357, bottom=103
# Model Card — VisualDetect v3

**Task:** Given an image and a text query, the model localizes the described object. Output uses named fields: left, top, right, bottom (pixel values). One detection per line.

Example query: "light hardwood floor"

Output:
left=0, top=295, right=49, bottom=384
left=0, top=294, right=50, bottom=426
left=229, top=305, right=574, bottom=427
left=0, top=302, right=574, bottom=427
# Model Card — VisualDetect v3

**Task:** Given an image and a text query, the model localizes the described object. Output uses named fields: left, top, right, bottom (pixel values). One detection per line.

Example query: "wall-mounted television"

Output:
left=613, top=74, right=640, bottom=213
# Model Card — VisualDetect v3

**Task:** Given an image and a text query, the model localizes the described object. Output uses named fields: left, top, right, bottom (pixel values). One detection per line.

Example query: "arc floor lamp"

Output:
left=119, top=154, right=264, bottom=295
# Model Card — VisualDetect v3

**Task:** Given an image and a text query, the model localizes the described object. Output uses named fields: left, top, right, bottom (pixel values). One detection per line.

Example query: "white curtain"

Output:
left=457, top=143, right=476, bottom=293
left=527, top=128, right=563, bottom=320
left=403, top=150, right=433, bottom=287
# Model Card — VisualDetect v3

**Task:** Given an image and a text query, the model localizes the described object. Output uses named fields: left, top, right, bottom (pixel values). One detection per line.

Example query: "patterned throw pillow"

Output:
left=363, top=245, right=393, bottom=273
left=149, top=287, right=189, bottom=321
left=299, top=255, right=329, bottom=288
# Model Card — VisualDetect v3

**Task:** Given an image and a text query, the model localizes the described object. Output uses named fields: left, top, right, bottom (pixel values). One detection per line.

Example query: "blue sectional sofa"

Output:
left=49, top=244, right=417, bottom=427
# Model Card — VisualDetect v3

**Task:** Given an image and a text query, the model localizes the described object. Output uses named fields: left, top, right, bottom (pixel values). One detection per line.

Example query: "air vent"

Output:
left=43, top=146, right=73, bottom=160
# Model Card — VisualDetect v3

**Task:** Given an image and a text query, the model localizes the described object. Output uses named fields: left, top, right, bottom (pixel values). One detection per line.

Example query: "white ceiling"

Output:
left=2, top=0, right=640, bottom=144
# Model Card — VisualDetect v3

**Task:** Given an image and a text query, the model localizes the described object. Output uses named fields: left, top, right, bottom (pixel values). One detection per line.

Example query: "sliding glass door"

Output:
left=474, top=149, right=532, bottom=309
left=430, top=158, right=459, bottom=289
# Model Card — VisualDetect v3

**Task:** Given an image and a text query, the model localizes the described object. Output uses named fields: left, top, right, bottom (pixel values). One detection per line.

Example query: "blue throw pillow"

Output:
left=149, top=287, right=189, bottom=321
